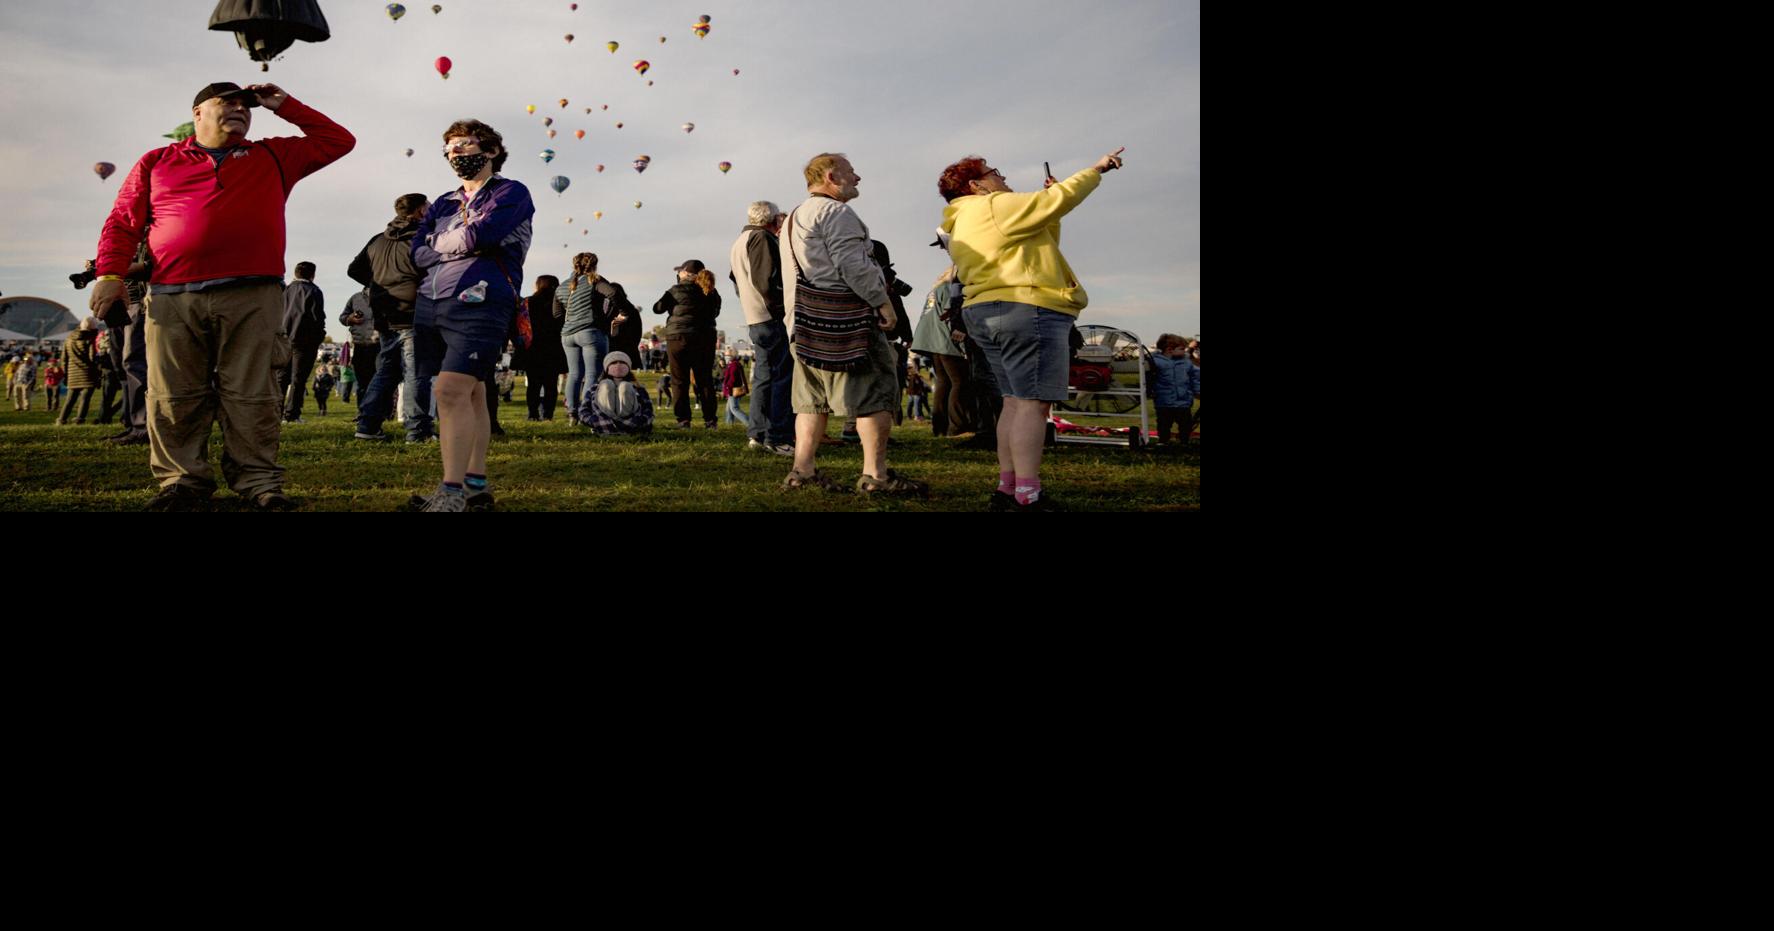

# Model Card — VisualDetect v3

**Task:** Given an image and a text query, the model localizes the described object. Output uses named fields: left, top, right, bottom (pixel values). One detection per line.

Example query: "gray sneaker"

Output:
left=419, top=491, right=467, bottom=512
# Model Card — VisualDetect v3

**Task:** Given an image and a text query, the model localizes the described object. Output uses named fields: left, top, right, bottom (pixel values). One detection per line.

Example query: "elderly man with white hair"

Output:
left=728, top=199, right=794, bottom=455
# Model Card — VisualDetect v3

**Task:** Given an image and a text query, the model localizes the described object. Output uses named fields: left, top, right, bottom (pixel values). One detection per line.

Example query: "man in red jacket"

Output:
left=90, top=82, right=355, bottom=511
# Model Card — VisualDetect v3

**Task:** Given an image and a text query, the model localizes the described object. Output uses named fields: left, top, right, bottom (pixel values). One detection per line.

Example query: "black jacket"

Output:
left=652, top=282, right=721, bottom=338
left=347, top=217, right=422, bottom=331
left=281, top=279, right=326, bottom=350
left=517, top=285, right=568, bottom=373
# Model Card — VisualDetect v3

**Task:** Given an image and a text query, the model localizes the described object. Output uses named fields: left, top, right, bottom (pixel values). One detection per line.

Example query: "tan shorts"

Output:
left=791, top=329, right=898, bottom=417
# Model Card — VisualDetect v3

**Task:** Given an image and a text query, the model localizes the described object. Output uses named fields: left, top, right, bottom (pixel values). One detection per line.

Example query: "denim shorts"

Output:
left=961, top=301, right=1073, bottom=402
left=414, top=295, right=508, bottom=381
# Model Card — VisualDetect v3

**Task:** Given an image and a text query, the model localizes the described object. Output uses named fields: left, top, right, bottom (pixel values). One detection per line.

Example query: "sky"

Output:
left=0, top=0, right=1199, bottom=345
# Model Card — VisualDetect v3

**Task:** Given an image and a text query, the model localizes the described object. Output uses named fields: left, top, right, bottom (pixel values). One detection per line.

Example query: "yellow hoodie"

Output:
left=939, top=168, right=1102, bottom=317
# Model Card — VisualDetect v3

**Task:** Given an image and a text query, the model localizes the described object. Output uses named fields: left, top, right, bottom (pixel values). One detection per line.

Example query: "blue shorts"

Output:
left=962, top=301, right=1073, bottom=402
left=414, top=295, right=508, bottom=381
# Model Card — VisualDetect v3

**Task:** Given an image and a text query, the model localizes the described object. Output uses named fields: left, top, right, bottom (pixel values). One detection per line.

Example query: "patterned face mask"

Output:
left=449, top=154, right=488, bottom=179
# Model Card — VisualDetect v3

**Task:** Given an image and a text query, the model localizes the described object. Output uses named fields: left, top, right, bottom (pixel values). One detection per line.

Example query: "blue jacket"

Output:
left=413, top=175, right=535, bottom=304
left=1149, top=354, right=1199, bottom=409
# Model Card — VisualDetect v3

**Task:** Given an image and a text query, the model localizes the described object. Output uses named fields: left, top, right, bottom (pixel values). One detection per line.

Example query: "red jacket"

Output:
left=95, top=97, right=355, bottom=285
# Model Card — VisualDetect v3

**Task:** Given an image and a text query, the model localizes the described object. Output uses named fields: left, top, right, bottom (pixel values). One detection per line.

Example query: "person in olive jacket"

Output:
left=651, top=259, right=722, bottom=428
left=57, top=318, right=103, bottom=425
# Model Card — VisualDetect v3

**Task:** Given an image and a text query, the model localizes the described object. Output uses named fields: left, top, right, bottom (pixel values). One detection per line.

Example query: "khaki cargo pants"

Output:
left=144, top=283, right=289, bottom=497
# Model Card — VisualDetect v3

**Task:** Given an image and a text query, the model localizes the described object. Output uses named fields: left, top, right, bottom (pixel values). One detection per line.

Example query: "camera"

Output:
left=70, top=261, right=98, bottom=290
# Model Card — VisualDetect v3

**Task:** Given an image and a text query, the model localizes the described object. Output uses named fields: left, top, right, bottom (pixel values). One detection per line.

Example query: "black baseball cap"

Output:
left=193, top=83, right=260, bottom=109
left=674, top=260, right=706, bottom=274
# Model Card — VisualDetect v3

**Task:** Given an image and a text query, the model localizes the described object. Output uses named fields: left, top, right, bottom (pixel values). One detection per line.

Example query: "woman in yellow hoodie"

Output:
left=937, top=148, right=1124, bottom=511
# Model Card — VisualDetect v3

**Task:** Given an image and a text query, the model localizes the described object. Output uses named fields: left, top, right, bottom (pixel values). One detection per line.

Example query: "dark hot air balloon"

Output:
left=550, top=176, right=571, bottom=195
left=208, top=0, right=331, bottom=72
left=94, top=162, right=116, bottom=182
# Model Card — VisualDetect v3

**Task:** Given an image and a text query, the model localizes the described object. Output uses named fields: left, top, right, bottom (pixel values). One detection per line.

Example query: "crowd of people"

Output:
left=37, top=78, right=1172, bottom=512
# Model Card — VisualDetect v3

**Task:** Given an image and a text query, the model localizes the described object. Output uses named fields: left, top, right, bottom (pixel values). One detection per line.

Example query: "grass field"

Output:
left=0, top=372, right=1199, bottom=511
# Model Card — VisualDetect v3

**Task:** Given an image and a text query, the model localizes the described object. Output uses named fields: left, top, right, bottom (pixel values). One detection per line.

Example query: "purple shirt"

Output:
left=412, top=175, right=535, bottom=303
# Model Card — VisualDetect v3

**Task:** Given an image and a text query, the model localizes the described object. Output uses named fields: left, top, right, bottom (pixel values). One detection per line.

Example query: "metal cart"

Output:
left=1049, top=325, right=1150, bottom=449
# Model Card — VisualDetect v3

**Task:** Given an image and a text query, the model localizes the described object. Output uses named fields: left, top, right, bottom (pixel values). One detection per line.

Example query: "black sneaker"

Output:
left=354, top=430, right=392, bottom=442
left=250, top=490, right=297, bottom=511
left=110, top=430, right=149, bottom=446
left=145, top=485, right=211, bottom=512
left=989, top=491, right=1017, bottom=512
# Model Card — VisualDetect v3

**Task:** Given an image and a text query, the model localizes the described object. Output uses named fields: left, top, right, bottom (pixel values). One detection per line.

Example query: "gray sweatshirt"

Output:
left=781, top=195, right=889, bottom=328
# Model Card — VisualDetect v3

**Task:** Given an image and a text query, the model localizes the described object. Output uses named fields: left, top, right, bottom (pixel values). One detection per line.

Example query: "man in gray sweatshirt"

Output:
left=778, top=153, right=926, bottom=497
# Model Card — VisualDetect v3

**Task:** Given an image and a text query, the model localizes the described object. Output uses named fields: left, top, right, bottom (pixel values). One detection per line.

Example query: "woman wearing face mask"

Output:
left=406, top=119, right=536, bottom=513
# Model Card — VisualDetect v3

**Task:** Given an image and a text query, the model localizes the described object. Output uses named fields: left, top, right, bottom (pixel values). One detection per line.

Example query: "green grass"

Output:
left=0, top=373, right=1199, bottom=511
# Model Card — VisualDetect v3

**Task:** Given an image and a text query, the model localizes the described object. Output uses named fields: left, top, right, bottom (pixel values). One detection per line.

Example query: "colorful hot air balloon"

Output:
left=585, top=108, right=592, bottom=114
left=431, top=4, right=442, bottom=13
left=682, top=122, right=694, bottom=133
left=94, top=162, right=116, bottom=182
left=646, top=81, right=654, bottom=87
left=582, top=230, right=588, bottom=235
left=540, top=148, right=556, bottom=163
left=386, top=3, right=406, bottom=22
left=542, top=117, right=553, bottom=127
left=526, top=104, right=536, bottom=114
left=547, top=129, right=557, bottom=139
left=606, top=41, right=618, bottom=53
left=566, top=217, right=572, bottom=223
left=601, top=104, right=608, bottom=110
left=164, top=122, right=196, bottom=142
left=633, top=201, right=643, bottom=209
left=596, top=164, right=605, bottom=173
left=574, top=130, right=586, bottom=140
left=558, top=98, right=568, bottom=108
left=718, top=161, right=731, bottom=174
left=633, top=60, right=649, bottom=76
left=632, top=155, right=650, bottom=173
left=614, top=122, right=623, bottom=129
left=571, top=3, right=578, bottom=10
left=550, top=176, right=571, bottom=195
left=594, top=211, right=603, bottom=220
left=564, top=34, right=574, bottom=44
left=733, top=69, right=740, bottom=76
left=659, top=36, right=667, bottom=44
left=694, top=15, right=711, bottom=39
left=435, top=56, right=452, bottom=79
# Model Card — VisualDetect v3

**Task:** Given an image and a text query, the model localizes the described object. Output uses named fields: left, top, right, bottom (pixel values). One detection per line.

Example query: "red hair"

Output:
left=939, top=156, right=990, bottom=202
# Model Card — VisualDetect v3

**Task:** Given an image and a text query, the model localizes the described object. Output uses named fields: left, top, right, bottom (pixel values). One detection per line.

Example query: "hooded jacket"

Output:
left=282, top=279, right=326, bottom=349
left=348, top=216, right=423, bottom=329
left=94, top=96, right=355, bottom=284
left=938, top=168, right=1101, bottom=317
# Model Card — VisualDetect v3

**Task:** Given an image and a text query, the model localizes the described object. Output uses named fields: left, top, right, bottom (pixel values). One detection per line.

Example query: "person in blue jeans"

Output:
left=560, top=252, right=610, bottom=424
left=728, top=201, right=794, bottom=454
left=349, top=193, right=434, bottom=442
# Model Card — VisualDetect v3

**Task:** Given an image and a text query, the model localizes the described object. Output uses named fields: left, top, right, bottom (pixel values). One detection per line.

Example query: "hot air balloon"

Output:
left=406, top=148, right=415, bottom=157
left=574, top=130, right=586, bottom=140
left=596, top=164, right=605, bottom=173
left=386, top=3, right=406, bottom=22
left=550, top=176, right=571, bottom=195
left=633, top=155, right=650, bottom=173
left=547, top=129, right=557, bottom=139
left=571, top=3, right=578, bottom=9
left=601, top=105, right=609, bottom=110
left=594, top=211, right=603, bottom=220
left=582, top=230, right=588, bottom=235
left=585, top=108, right=593, bottom=114
left=718, top=161, right=731, bottom=174
left=614, top=122, right=623, bottom=129
left=633, top=201, right=643, bottom=209
left=659, top=36, right=667, bottom=44
left=435, top=56, right=452, bottom=79
left=564, top=34, right=574, bottom=44
left=606, top=41, right=619, bottom=53
left=432, top=4, right=442, bottom=13
left=94, top=162, right=116, bottom=182
left=633, top=60, right=649, bottom=76
left=164, top=122, right=196, bottom=142
left=682, top=122, right=694, bottom=133
left=542, top=117, right=554, bottom=127
left=526, top=104, right=536, bottom=115
left=694, top=15, right=711, bottom=39
left=208, top=0, right=332, bottom=71
left=566, top=217, right=572, bottom=223
left=733, top=69, right=740, bottom=76
left=540, top=148, right=556, bottom=163
left=558, top=99, right=568, bottom=108
left=646, top=81, right=654, bottom=87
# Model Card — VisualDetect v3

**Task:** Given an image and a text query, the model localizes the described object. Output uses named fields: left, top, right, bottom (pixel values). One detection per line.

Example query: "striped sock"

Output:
left=439, top=482, right=466, bottom=497
left=1014, top=477, right=1042, bottom=506
left=998, top=471, right=1016, bottom=495
left=465, top=474, right=488, bottom=492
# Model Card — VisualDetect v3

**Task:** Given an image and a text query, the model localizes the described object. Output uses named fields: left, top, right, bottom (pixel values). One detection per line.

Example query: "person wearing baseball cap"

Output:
left=90, top=81, right=356, bottom=511
left=651, top=258, right=722, bottom=429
